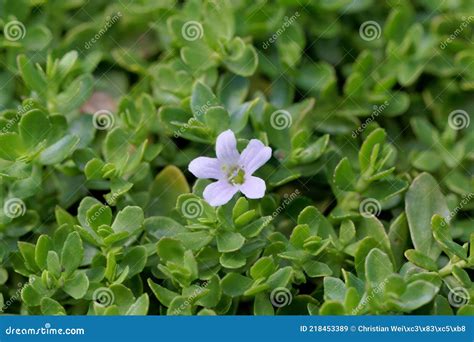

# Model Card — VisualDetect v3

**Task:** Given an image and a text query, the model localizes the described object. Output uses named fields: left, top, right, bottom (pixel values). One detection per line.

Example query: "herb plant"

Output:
left=0, top=0, right=473, bottom=316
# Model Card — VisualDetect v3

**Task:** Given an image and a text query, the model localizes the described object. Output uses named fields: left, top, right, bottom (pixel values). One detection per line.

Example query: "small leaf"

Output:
left=61, top=232, right=83, bottom=274
left=19, top=109, right=51, bottom=148
left=157, top=238, right=185, bottom=264
left=404, top=249, right=438, bottom=271
left=216, top=230, right=245, bottom=253
left=390, top=280, right=438, bottom=312
left=148, top=279, right=179, bottom=307
left=47, top=251, right=61, bottom=278
left=334, top=157, right=355, bottom=191
left=191, top=82, right=220, bottom=120
left=35, top=235, right=52, bottom=270
left=111, top=206, right=144, bottom=234
left=41, top=298, right=66, bottom=315
left=406, top=173, right=449, bottom=259
left=125, top=294, right=149, bottom=315
left=221, top=273, right=253, bottom=297
left=38, top=135, right=80, bottom=165
left=365, top=248, right=393, bottom=287
left=63, top=272, right=89, bottom=299
left=359, top=128, right=386, bottom=173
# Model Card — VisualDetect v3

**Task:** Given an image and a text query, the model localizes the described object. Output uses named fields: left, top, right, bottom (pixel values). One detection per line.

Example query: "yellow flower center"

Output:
left=224, top=165, right=245, bottom=185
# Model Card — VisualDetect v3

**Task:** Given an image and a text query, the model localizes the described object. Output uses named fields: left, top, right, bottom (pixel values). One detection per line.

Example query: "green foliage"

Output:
left=0, top=0, right=473, bottom=316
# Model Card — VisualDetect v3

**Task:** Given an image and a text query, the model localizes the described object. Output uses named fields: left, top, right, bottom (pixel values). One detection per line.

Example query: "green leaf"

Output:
left=0, top=133, right=26, bottom=160
left=21, top=283, right=42, bottom=307
left=111, top=206, right=144, bottom=234
left=61, top=232, right=83, bottom=274
left=319, top=301, right=345, bottom=315
left=35, top=235, right=52, bottom=270
left=303, top=261, right=333, bottom=278
left=18, top=242, right=38, bottom=272
left=232, top=197, right=249, bottom=220
left=222, top=38, right=258, bottom=76
left=191, top=82, right=220, bottom=120
left=196, top=276, right=222, bottom=308
left=86, top=204, right=113, bottom=231
left=404, top=249, right=438, bottom=271
left=17, top=55, right=47, bottom=96
left=365, top=248, right=393, bottom=287
left=125, top=294, right=149, bottom=315
left=339, top=219, right=356, bottom=245
left=167, top=296, right=193, bottom=315
left=431, top=215, right=467, bottom=259
left=38, top=135, right=80, bottom=165
left=334, top=157, right=355, bottom=191
left=148, top=279, right=179, bottom=307
left=324, top=277, right=346, bottom=302
left=221, top=273, right=253, bottom=297
left=405, top=173, right=449, bottom=259
left=266, top=267, right=293, bottom=289
left=250, top=257, right=276, bottom=280
left=216, top=230, right=245, bottom=253
left=390, top=280, right=438, bottom=312
left=41, top=297, right=66, bottom=315
left=359, top=128, right=386, bottom=173
left=63, top=271, right=89, bottom=299
left=203, top=106, right=230, bottom=134
left=289, top=224, right=311, bottom=249
left=47, top=251, right=61, bottom=278
left=157, top=238, right=185, bottom=264
left=148, top=166, right=190, bottom=216
left=254, top=293, right=274, bottom=315
left=56, top=74, right=93, bottom=113
left=19, top=109, right=51, bottom=148
left=121, top=246, right=147, bottom=278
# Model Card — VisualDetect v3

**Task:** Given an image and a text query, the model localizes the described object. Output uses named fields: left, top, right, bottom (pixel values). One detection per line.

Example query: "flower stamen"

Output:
left=224, top=165, right=246, bottom=185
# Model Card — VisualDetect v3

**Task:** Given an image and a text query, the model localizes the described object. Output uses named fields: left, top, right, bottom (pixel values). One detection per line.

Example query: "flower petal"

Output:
left=188, top=157, right=222, bottom=179
left=240, top=176, right=266, bottom=199
left=239, top=139, right=272, bottom=174
left=216, top=130, right=240, bottom=164
left=203, top=180, right=239, bottom=206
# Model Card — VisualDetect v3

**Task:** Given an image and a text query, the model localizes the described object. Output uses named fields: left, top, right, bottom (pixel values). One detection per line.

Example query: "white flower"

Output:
left=188, top=130, right=272, bottom=206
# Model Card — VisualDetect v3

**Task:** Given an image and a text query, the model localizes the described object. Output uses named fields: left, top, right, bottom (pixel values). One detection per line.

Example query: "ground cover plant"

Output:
left=0, top=0, right=473, bottom=316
